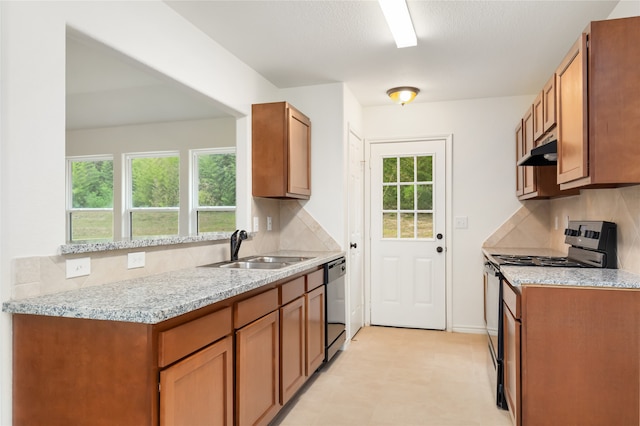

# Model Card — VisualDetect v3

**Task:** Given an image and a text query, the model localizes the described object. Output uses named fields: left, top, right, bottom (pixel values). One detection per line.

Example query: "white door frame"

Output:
left=364, top=135, right=454, bottom=331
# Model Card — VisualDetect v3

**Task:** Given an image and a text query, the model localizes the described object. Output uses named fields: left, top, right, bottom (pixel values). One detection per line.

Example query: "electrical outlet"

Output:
left=128, top=252, right=145, bottom=269
left=454, top=216, right=468, bottom=229
left=66, top=257, right=91, bottom=279
left=253, top=216, right=259, bottom=232
left=267, top=216, right=272, bottom=231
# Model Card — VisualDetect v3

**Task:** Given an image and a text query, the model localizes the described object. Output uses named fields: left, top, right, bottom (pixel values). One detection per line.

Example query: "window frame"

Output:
left=124, top=151, right=181, bottom=240
left=65, top=154, right=115, bottom=243
left=190, top=147, right=237, bottom=235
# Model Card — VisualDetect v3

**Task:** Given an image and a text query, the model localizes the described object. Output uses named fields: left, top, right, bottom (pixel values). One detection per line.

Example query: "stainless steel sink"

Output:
left=201, top=255, right=314, bottom=269
left=247, top=256, right=312, bottom=263
left=218, top=261, right=290, bottom=269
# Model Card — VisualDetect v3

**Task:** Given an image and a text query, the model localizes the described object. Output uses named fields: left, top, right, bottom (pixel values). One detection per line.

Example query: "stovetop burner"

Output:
left=491, top=254, right=586, bottom=267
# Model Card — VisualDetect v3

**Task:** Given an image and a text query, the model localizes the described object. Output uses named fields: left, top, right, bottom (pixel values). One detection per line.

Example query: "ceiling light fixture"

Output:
left=387, top=86, right=420, bottom=105
left=378, top=0, right=417, bottom=48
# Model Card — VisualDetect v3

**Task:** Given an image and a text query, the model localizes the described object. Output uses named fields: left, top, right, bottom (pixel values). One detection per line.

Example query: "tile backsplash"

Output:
left=485, top=184, right=640, bottom=275
left=11, top=198, right=339, bottom=300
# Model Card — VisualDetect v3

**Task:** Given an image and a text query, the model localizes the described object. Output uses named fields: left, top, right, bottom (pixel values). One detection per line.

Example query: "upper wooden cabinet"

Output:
left=557, top=16, right=640, bottom=189
left=252, top=102, right=311, bottom=199
left=542, top=74, right=556, bottom=134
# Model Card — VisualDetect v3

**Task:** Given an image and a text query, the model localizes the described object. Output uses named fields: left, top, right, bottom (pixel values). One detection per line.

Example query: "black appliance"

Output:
left=325, top=257, right=346, bottom=362
left=484, top=220, right=616, bottom=410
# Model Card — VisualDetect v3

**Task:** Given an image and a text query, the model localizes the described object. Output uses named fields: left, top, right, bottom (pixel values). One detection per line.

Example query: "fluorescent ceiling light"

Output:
left=378, top=0, right=417, bottom=48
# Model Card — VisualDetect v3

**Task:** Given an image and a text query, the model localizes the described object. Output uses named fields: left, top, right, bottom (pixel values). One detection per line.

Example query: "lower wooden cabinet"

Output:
left=502, top=282, right=640, bottom=426
left=160, top=335, right=233, bottom=426
left=236, top=310, right=281, bottom=426
left=502, top=288, right=521, bottom=426
left=280, top=296, right=306, bottom=405
left=305, top=284, right=325, bottom=375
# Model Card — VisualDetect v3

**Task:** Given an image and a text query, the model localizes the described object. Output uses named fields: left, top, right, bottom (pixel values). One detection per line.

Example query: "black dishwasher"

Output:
left=325, top=257, right=346, bottom=362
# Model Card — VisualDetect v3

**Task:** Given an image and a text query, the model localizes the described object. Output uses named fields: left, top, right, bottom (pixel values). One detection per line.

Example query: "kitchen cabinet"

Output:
left=12, top=305, right=233, bottom=426
left=160, top=335, right=233, bottom=426
left=279, top=277, right=307, bottom=405
left=515, top=110, right=566, bottom=201
left=502, top=280, right=640, bottom=426
left=235, top=288, right=280, bottom=426
left=541, top=75, right=556, bottom=134
left=11, top=262, right=332, bottom=426
left=305, top=269, right=326, bottom=375
left=502, top=281, right=521, bottom=426
left=532, top=92, right=544, bottom=142
left=252, top=101, right=311, bottom=199
left=557, top=16, right=640, bottom=190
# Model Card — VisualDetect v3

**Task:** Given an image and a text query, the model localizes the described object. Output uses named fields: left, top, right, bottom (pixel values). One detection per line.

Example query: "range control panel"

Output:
left=564, top=220, right=616, bottom=251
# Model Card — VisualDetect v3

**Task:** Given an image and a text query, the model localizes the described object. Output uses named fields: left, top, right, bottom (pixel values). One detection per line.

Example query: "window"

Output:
left=382, top=155, right=434, bottom=239
left=126, top=152, right=180, bottom=239
left=192, top=148, right=236, bottom=234
left=66, top=156, right=114, bottom=242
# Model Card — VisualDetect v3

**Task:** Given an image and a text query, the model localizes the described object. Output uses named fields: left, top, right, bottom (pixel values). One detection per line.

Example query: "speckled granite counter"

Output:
left=483, top=247, right=640, bottom=289
left=2, top=251, right=344, bottom=324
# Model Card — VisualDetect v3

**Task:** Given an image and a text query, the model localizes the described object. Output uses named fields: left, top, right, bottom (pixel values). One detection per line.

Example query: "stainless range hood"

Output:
left=517, top=139, right=557, bottom=166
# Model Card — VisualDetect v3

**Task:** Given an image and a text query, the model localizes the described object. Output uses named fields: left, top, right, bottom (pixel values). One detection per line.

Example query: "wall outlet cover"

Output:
left=128, top=252, right=145, bottom=269
left=66, top=257, right=91, bottom=279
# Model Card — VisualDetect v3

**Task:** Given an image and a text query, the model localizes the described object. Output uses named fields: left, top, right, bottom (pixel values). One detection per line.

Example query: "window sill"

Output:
left=60, top=232, right=242, bottom=255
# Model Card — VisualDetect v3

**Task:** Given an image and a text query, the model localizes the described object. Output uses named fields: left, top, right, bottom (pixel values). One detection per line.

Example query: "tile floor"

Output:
left=273, top=326, right=512, bottom=426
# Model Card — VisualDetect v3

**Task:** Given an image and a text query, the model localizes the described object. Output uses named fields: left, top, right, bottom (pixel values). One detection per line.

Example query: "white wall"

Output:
left=280, top=83, right=347, bottom=248
left=364, top=95, right=532, bottom=332
left=0, top=2, right=281, bottom=423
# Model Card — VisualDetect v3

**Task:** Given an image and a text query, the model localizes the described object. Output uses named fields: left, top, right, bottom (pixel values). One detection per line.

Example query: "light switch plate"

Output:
left=128, top=252, right=145, bottom=269
left=455, top=216, right=468, bottom=229
left=267, top=216, right=272, bottom=231
left=66, top=257, right=91, bottom=279
left=253, top=216, right=259, bottom=232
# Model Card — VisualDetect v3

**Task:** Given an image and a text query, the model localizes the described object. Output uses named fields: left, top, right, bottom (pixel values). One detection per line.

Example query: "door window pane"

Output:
left=381, top=154, right=435, bottom=239
left=383, top=157, right=397, bottom=182
left=383, top=213, right=397, bottom=238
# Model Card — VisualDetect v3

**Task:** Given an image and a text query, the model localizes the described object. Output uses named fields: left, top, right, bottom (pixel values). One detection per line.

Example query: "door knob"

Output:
left=350, top=243, right=357, bottom=249
left=436, top=246, right=444, bottom=253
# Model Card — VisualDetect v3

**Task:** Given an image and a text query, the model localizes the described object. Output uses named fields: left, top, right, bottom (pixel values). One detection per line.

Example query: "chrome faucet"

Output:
left=230, top=229, right=248, bottom=261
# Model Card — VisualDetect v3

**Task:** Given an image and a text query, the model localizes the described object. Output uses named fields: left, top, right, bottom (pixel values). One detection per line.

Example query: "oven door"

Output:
left=484, top=259, right=507, bottom=409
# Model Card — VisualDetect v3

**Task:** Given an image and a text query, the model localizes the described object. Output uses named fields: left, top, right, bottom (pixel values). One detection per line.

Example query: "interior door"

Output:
left=370, top=139, right=446, bottom=330
left=347, top=128, right=364, bottom=338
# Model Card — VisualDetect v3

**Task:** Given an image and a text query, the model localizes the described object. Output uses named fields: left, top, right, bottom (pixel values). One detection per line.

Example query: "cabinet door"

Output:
left=306, top=285, right=325, bottom=375
left=556, top=34, right=588, bottom=185
left=287, top=106, right=311, bottom=197
left=522, top=106, right=536, bottom=194
left=160, top=335, right=233, bottom=426
left=532, top=91, right=544, bottom=141
left=280, top=296, right=306, bottom=405
left=515, top=121, right=524, bottom=197
left=236, top=311, right=280, bottom=426
left=503, top=303, right=521, bottom=426
left=542, top=74, right=556, bottom=133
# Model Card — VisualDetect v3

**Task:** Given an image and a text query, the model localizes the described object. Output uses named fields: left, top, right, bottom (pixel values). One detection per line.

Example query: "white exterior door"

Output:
left=370, top=139, right=446, bottom=330
left=347, top=128, right=364, bottom=338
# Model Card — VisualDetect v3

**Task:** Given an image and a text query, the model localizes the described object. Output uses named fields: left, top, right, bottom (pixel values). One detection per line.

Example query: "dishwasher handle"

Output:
left=326, top=257, right=346, bottom=281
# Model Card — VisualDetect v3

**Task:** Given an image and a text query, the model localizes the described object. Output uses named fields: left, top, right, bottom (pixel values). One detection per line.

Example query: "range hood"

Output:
left=517, top=127, right=558, bottom=166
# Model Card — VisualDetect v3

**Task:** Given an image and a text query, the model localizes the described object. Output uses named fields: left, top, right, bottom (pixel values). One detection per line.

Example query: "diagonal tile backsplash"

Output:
left=485, top=184, right=640, bottom=275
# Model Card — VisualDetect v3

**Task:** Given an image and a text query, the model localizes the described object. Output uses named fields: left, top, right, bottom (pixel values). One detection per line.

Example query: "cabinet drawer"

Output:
left=235, top=288, right=279, bottom=329
left=280, top=276, right=305, bottom=305
left=158, top=307, right=232, bottom=368
left=306, top=268, right=325, bottom=292
left=502, top=281, right=521, bottom=319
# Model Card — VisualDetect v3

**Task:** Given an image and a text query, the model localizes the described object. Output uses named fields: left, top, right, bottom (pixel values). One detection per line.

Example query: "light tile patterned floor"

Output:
left=273, top=326, right=512, bottom=426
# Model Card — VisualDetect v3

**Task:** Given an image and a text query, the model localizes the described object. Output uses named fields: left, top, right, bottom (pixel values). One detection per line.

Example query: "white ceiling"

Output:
left=67, top=0, right=622, bottom=129
left=166, top=0, right=620, bottom=106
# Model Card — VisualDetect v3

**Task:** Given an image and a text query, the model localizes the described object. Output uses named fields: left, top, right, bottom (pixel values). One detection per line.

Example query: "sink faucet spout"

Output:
left=230, top=229, right=248, bottom=261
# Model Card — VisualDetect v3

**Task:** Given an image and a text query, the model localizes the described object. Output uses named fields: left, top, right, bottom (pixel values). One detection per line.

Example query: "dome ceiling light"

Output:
left=387, top=87, right=420, bottom=105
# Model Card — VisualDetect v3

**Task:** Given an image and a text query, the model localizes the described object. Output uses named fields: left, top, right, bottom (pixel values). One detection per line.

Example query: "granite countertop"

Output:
left=2, top=251, right=344, bottom=324
left=483, top=247, right=640, bottom=290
